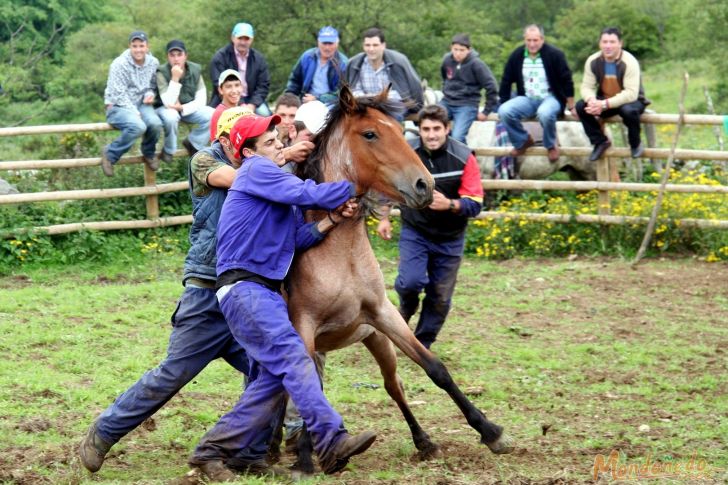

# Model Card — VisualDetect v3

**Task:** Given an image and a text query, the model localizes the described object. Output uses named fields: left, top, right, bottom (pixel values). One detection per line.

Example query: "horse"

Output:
left=286, top=85, right=513, bottom=473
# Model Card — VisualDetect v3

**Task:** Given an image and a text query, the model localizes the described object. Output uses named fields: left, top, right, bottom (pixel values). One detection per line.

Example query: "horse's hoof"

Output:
left=415, top=443, right=443, bottom=461
left=484, top=433, right=515, bottom=454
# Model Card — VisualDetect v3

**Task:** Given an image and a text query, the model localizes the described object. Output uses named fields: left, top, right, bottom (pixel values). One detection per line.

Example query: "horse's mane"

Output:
left=294, top=94, right=406, bottom=217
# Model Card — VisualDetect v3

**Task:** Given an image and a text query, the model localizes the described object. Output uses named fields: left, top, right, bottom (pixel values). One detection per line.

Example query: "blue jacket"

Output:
left=285, top=47, right=348, bottom=105
left=183, top=141, right=231, bottom=284
left=216, top=155, right=355, bottom=280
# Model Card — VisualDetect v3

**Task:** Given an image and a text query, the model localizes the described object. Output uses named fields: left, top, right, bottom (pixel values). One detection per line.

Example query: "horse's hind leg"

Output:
left=362, top=330, right=441, bottom=460
left=372, top=302, right=514, bottom=454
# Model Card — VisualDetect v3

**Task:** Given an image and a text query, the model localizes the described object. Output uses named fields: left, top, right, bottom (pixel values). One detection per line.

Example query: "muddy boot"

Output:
left=319, top=431, right=377, bottom=474
left=79, top=423, right=113, bottom=473
left=197, top=460, right=237, bottom=482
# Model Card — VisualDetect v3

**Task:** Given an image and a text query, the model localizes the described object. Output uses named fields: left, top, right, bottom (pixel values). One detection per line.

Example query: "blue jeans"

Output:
left=191, top=282, right=347, bottom=465
left=439, top=100, right=478, bottom=144
left=105, top=104, right=162, bottom=162
left=395, top=225, right=464, bottom=348
left=497, top=95, right=561, bottom=149
left=95, top=285, right=270, bottom=461
left=156, top=106, right=215, bottom=155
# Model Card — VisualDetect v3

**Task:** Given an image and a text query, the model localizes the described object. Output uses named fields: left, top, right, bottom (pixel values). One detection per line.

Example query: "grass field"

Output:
left=0, top=251, right=726, bottom=484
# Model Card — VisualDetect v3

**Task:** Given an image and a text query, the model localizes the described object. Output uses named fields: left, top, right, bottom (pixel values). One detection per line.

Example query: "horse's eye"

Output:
left=362, top=131, right=377, bottom=141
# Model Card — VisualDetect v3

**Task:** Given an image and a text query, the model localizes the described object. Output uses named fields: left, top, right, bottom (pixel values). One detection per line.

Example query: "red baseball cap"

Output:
left=230, top=114, right=281, bottom=154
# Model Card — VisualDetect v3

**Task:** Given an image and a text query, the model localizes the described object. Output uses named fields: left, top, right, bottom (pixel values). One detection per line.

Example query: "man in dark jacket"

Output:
left=209, top=22, right=271, bottom=115
left=497, top=25, right=574, bottom=162
left=376, top=105, right=483, bottom=349
left=285, top=26, right=348, bottom=106
left=439, top=33, right=498, bottom=144
left=345, top=27, right=423, bottom=119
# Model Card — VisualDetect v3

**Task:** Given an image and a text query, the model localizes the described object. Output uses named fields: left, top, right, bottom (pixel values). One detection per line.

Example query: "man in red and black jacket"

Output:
left=377, top=104, right=483, bottom=349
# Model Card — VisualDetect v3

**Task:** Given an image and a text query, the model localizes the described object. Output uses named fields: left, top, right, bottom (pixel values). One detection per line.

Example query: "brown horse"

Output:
left=287, top=86, right=513, bottom=471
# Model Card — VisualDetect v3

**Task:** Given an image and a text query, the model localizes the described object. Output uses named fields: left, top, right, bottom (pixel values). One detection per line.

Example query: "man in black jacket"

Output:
left=376, top=105, right=484, bottom=349
left=345, top=27, right=423, bottom=119
left=497, top=25, right=574, bottom=162
left=209, top=22, right=271, bottom=115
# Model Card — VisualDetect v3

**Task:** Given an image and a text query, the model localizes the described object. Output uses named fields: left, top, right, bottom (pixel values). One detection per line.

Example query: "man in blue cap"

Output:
left=285, top=26, right=347, bottom=105
left=209, top=22, right=271, bottom=115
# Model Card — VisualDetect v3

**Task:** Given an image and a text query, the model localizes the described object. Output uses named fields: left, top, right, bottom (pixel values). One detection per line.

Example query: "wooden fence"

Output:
left=1, top=113, right=727, bottom=237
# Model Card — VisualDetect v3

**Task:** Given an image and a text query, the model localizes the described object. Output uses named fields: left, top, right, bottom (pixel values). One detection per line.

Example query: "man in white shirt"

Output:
left=155, top=39, right=214, bottom=161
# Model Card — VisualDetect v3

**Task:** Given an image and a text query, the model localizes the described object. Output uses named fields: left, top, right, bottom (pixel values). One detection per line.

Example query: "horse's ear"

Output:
left=339, top=84, right=358, bottom=114
left=375, top=83, right=392, bottom=104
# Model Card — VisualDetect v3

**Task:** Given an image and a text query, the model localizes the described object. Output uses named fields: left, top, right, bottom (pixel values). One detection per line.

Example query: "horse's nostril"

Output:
left=415, top=178, right=429, bottom=193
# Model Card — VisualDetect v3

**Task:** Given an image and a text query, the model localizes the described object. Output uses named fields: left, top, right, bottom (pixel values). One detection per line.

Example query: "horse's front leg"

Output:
left=361, top=330, right=441, bottom=460
left=371, top=301, right=514, bottom=454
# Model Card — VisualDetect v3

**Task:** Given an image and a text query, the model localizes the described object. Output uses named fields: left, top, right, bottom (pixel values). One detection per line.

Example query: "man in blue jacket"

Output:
left=80, top=108, right=316, bottom=481
left=285, top=26, right=348, bottom=106
left=189, top=114, right=376, bottom=477
left=80, top=108, right=272, bottom=477
left=497, top=25, right=574, bottom=162
left=209, top=22, right=271, bottom=115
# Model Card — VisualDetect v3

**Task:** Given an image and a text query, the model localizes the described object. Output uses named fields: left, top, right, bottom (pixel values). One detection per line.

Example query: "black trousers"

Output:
left=576, top=99, right=646, bottom=149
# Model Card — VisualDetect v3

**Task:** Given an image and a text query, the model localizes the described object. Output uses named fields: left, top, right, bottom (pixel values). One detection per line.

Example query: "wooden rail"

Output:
left=1, top=115, right=726, bottom=237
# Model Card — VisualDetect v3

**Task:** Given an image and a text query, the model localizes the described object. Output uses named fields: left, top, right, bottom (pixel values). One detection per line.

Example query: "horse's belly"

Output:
left=314, top=319, right=375, bottom=352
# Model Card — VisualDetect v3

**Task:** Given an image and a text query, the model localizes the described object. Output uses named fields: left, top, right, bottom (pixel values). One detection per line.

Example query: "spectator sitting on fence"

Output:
left=439, top=33, right=498, bottom=144
left=101, top=30, right=162, bottom=177
left=285, top=25, right=348, bottom=106
left=376, top=104, right=484, bottom=349
left=273, top=93, right=302, bottom=147
left=575, top=27, right=650, bottom=161
left=209, top=69, right=244, bottom=141
left=209, top=22, right=272, bottom=116
left=344, top=27, right=424, bottom=120
left=497, top=24, right=575, bottom=163
left=154, top=39, right=214, bottom=162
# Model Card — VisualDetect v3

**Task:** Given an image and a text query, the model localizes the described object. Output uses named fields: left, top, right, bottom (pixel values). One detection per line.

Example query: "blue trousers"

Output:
left=95, top=285, right=269, bottom=463
left=105, top=104, right=162, bottom=162
left=439, top=100, right=478, bottom=144
left=190, top=282, right=347, bottom=465
left=395, top=225, right=464, bottom=348
left=498, top=95, right=561, bottom=149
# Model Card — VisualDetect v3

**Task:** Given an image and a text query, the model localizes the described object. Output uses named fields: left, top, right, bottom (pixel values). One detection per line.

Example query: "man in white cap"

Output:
left=210, top=22, right=271, bottom=115
left=285, top=26, right=347, bottom=105
left=209, top=69, right=244, bottom=141
left=279, top=99, right=329, bottom=173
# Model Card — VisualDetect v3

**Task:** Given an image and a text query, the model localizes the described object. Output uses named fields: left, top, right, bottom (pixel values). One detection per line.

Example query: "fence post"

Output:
left=143, top=164, right=159, bottom=219
left=597, top=157, right=611, bottom=215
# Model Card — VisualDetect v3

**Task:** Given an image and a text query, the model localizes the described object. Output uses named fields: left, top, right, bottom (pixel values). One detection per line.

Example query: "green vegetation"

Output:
left=0, top=253, right=725, bottom=483
left=1, top=0, right=727, bottom=129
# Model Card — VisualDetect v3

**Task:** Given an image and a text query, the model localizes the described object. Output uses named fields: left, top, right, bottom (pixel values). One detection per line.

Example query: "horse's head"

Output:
left=310, top=85, right=433, bottom=209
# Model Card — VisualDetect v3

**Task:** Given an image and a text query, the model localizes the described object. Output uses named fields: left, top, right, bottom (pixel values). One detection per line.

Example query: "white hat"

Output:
left=294, top=100, right=329, bottom=135
left=218, top=69, right=242, bottom=87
